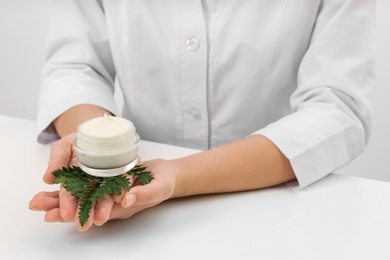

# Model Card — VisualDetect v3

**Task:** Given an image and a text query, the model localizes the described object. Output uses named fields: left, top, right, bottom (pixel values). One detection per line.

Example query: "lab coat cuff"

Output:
left=252, top=126, right=330, bottom=190
left=251, top=108, right=365, bottom=190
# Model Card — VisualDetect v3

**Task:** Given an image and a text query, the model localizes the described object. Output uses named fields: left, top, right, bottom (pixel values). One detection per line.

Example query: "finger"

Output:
left=69, top=156, right=78, bottom=167
left=93, top=194, right=115, bottom=226
left=29, top=194, right=59, bottom=211
left=112, top=186, right=127, bottom=203
left=29, top=191, right=59, bottom=210
left=112, top=162, right=144, bottom=203
left=43, top=133, right=77, bottom=184
left=112, top=175, right=136, bottom=203
left=32, top=190, right=60, bottom=199
left=30, top=190, right=59, bottom=209
left=75, top=203, right=95, bottom=232
left=121, top=177, right=171, bottom=208
left=109, top=203, right=144, bottom=220
left=45, top=208, right=66, bottom=223
left=131, top=178, right=144, bottom=187
left=137, top=157, right=143, bottom=165
left=59, top=185, right=78, bottom=222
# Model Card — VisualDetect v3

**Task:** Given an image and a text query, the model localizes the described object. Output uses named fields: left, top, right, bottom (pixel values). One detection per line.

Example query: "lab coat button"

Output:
left=185, top=38, right=200, bottom=51
left=185, top=107, right=202, bottom=119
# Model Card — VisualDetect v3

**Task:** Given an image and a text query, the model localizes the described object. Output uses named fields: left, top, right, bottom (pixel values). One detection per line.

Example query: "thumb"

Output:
left=43, top=133, right=77, bottom=184
left=121, top=179, right=172, bottom=208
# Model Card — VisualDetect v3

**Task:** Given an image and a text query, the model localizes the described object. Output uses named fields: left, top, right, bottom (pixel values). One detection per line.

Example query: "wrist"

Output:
left=169, top=159, right=187, bottom=198
left=53, top=104, right=111, bottom=137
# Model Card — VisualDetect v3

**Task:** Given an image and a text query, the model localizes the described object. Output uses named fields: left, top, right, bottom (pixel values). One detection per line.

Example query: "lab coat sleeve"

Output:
left=253, top=0, right=375, bottom=189
left=36, top=0, right=118, bottom=144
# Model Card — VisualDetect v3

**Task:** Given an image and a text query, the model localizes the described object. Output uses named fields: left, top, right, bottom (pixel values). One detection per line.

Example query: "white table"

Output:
left=1, top=114, right=389, bottom=260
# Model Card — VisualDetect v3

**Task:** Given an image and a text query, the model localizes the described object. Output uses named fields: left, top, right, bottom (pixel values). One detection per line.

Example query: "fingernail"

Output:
left=125, top=193, right=137, bottom=208
left=29, top=202, right=38, bottom=211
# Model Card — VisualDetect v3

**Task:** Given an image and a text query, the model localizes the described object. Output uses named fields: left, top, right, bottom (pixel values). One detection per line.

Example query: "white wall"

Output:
left=337, top=0, right=390, bottom=181
left=0, top=0, right=50, bottom=120
left=0, top=0, right=389, bottom=182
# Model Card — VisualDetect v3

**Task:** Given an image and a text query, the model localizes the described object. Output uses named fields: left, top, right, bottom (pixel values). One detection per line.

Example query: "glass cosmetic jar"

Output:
left=73, top=114, right=139, bottom=177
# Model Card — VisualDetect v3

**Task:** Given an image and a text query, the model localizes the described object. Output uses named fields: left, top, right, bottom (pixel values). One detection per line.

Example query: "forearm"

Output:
left=53, top=104, right=111, bottom=137
left=172, top=135, right=296, bottom=197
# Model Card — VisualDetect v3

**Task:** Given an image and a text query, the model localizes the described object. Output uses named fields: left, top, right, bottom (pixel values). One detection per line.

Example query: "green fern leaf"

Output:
left=51, top=165, right=152, bottom=227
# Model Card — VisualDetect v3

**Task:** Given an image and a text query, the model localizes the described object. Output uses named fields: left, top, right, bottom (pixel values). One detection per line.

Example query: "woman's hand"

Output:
left=30, top=132, right=295, bottom=231
left=42, top=133, right=78, bottom=184
left=29, top=133, right=179, bottom=231
left=109, top=159, right=179, bottom=220
left=30, top=132, right=81, bottom=228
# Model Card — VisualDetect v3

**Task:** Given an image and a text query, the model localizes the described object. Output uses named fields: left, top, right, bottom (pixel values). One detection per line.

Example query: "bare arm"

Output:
left=53, top=105, right=294, bottom=195
left=33, top=107, right=295, bottom=231
left=53, top=104, right=112, bottom=137
left=172, top=134, right=296, bottom=198
left=53, top=105, right=295, bottom=198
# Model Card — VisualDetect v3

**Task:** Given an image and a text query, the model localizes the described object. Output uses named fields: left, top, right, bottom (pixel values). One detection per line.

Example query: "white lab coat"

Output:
left=37, top=0, right=375, bottom=189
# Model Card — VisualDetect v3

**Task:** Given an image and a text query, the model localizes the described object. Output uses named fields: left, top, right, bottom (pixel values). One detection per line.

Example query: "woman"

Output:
left=30, top=0, right=375, bottom=231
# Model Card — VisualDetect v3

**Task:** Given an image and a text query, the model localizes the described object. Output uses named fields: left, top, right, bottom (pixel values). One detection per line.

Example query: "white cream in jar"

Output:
left=74, top=114, right=139, bottom=177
